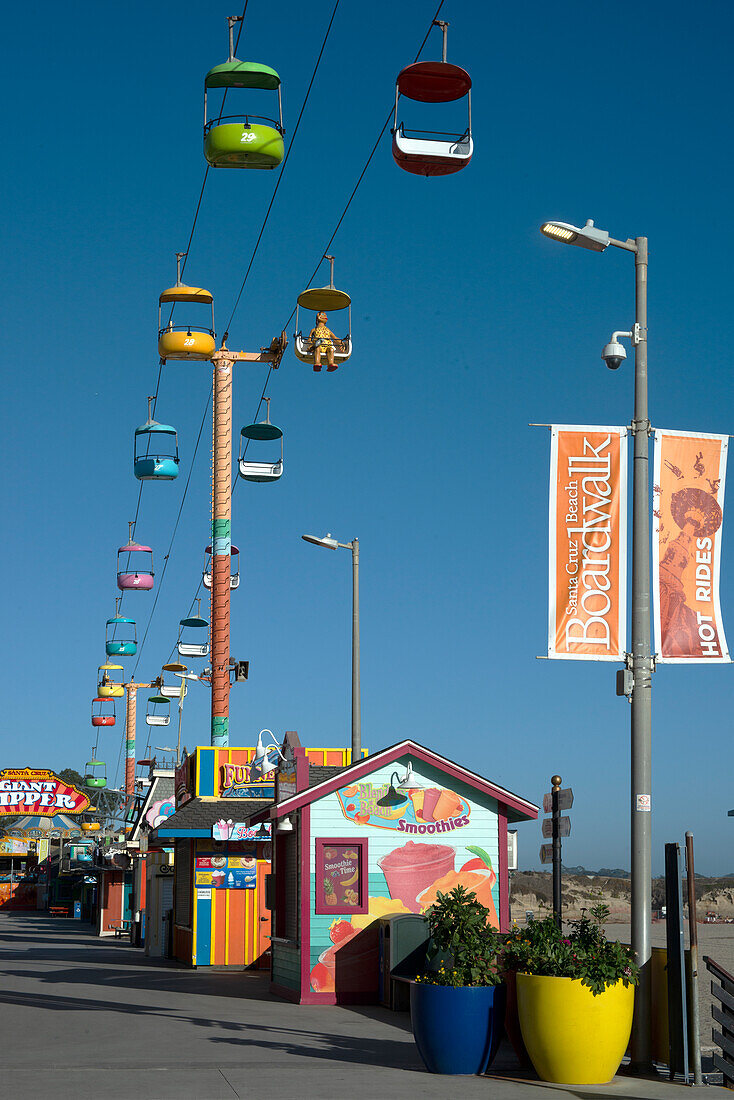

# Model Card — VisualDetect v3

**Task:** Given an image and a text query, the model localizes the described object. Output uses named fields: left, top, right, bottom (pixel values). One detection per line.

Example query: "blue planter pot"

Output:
left=410, top=981, right=506, bottom=1075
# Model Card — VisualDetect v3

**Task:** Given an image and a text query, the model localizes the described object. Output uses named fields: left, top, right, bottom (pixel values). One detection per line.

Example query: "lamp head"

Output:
left=540, top=219, right=610, bottom=253
left=252, top=730, right=281, bottom=776
left=301, top=533, right=339, bottom=550
left=396, top=760, right=429, bottom=790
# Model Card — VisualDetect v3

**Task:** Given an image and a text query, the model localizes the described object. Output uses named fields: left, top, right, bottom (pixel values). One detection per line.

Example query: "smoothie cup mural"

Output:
left=408, top=789, right=425, bottom=819
left=420, top=788, right=442, bottom=822
left=378, top=841, right=455, bottom=913
left=416, top=846, right=499, bottom=927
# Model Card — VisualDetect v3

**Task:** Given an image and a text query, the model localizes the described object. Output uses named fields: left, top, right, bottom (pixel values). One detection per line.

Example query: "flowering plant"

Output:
left=501, top=904, right=639, bottom=996
left=415, top=885, right=502, bottom=987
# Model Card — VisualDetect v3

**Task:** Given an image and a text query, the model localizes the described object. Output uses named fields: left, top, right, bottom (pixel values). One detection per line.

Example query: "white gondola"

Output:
left=159, top=680, right=188, bottom=700
left=146, top=694, right=171, bottom=727
left=178, top=600, right=210, bottom=657
left=294, top=255, right=351, bottom=366
left=203, top=544, right=240, bottom=589
left=239, top=398, right=283, bottom=482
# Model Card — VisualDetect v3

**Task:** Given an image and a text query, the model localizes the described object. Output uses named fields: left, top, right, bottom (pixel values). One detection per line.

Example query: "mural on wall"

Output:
left=145, top=799, right=175, bottom=829
left=336, top=781, right=470, bottom=834
left=310, top=771, right=499, bottom=995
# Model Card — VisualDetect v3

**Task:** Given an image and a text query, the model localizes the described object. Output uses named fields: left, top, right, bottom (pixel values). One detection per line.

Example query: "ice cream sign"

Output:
left=336, top=780, right=470, bottom=834
left=0, top=768, right=90, bottom=816
left=195, top=853, right=256, bottom=889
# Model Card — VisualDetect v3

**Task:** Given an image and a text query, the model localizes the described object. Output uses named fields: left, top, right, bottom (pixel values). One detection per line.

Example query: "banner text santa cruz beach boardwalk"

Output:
left=548, top=426, right=628, bottom=661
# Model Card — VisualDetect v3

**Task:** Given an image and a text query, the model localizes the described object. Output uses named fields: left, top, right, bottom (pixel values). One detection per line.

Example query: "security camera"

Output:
left=601, top=330, right=632, bottom=370
left=601, top=340, right=626, bottom=370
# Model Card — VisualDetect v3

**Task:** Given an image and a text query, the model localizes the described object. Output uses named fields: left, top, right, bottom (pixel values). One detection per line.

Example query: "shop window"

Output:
left=315, top=839, right=368, bottom=916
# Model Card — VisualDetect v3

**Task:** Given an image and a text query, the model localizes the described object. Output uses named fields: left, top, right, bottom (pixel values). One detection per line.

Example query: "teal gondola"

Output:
left=106, top=601, right=137, bottom=657
left=178, top=599, right=210, bottom=657
left=134, top=397, right=179, bottom=481
left=239, top=398, right=283, bottom=482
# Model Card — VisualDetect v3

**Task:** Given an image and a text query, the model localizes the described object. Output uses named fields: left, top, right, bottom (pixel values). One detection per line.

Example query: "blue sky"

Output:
left=2, top=0, right=733, bottom=874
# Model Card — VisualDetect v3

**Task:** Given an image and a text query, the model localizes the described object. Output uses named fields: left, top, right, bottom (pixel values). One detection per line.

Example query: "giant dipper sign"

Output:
left=0, top=768, right=90, bottom=816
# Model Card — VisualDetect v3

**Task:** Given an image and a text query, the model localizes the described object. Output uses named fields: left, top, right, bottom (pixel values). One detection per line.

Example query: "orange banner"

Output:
left=548, top=426, right=627, bottom=660
left=653, top=430, right=730, bottom=662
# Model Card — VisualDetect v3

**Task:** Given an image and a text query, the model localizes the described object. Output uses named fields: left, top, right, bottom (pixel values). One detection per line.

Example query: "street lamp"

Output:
left=541, top=217, right=652, bottom=1072
left=301, top=533, right=361, bottom=760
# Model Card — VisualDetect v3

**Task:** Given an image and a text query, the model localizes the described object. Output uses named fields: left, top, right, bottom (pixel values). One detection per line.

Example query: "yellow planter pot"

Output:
left=516, top=973, right=634, bottom=1084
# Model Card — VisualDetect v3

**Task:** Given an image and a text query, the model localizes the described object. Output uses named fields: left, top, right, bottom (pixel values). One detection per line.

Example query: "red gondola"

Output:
left=392, top=21, right=473, bottom=177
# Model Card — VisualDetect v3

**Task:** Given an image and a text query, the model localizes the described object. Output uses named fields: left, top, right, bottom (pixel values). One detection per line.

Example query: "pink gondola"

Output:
left=117, top=523, right=154, bottom=591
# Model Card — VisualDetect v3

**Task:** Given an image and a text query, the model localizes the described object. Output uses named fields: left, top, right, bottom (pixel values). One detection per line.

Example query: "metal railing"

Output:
left=704, top=954, right=734, bottom=1086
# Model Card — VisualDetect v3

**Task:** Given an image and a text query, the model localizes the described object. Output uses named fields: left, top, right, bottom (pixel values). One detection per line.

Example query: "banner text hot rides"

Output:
left=653, top=429, right=729, bottom=663
left=548, top=426, right=628, bottom=660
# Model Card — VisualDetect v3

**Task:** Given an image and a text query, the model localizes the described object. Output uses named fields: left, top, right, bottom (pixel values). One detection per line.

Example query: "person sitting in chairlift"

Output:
left=309, top=311, right=343, bottom=372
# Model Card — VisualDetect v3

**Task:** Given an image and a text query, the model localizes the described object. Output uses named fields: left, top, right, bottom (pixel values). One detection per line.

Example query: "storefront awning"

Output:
left=150, top=798, right=271, bottom=841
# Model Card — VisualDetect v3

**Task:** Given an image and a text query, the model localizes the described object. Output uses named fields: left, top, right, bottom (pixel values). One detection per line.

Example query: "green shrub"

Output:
left=415, top=886, right=502, bottom=988
left=501, top=904, right=639, bottom=996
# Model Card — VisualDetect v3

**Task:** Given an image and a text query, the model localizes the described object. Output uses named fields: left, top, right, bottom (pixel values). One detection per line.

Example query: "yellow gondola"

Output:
left=97, top=663, right=124, bottom=698
left=294, top=255, right=351, bottom=371
left=158, top=253, right=216, bottom=363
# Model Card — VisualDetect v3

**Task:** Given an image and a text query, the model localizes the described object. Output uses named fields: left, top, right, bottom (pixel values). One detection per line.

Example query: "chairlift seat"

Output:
left=294, top=332, right=352, bottom=364
left=392, top=125, right=473, bottom=176
left=204, top=123, right=284, bottom=170
left=178, top=642, right=209, bottom=657
left=239, top=459, right=283, bottom=482
left=158, top=330, right=216, bottom=362
left=159, top=682, right=187, bottom=700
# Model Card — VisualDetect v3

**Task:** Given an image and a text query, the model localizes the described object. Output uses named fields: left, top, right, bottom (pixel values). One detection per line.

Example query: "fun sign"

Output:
left=0, top=768, right=90, bottom=816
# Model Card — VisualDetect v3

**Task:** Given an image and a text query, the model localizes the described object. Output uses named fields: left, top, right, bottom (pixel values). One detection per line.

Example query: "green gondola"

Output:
left=204, top=18, right=284, bottom=169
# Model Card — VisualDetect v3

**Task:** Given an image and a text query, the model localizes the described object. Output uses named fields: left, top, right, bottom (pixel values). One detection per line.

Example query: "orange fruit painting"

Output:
left=417, top=864, right=499, bottom=929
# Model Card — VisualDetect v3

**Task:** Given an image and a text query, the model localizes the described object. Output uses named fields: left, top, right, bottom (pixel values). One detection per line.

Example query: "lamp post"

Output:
left=540, top=218, right=652, bottom=1071
left=302, top=533, right=361, bottom=760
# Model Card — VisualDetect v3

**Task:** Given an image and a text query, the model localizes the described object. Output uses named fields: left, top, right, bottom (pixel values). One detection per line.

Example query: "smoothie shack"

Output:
left=248, top=735, right=537, bottom=1005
